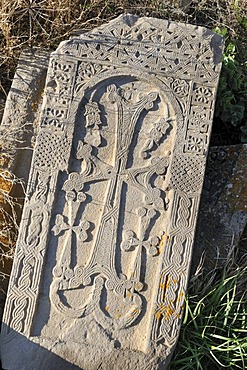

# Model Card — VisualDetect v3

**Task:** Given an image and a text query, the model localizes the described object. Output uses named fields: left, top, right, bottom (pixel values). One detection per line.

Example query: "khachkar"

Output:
left=1, top=14, right=223, bottom=370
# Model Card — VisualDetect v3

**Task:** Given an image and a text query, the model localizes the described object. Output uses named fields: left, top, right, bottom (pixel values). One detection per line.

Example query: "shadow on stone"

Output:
left=0, top=324, right=81, bottom=370
left=192, top=144, right=247, bottom=273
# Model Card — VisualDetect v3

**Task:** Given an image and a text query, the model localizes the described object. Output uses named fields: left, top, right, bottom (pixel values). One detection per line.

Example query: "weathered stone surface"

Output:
left=1, top=14, right=223, bottom=370
left=192, top=144, right=247, bottom=272
left=0, top=49, right=50, bottom=297
left=0, top=48, right=50, bottom=185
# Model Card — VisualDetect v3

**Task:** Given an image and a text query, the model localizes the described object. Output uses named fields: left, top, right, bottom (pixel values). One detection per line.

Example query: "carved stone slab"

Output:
left=1, top=14, right=223, bottom=370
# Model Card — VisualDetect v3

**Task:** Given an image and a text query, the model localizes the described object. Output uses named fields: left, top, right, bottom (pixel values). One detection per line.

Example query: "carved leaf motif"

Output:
left=76, top=141, right=92, bottom=160
left=121, top=230, right=138, bottom=252
left=52, top=214, right=68, bottom=236
left=144, top=92, right=158, bottom=110
left=150, top=127, right=163, bottom=143
left=84, top=130, right=101, bottom=148
left=151, top=157, right=169, bottom=175
left=142, top=118, right=171, bottom=158
left=149, top=236, right=159, bottom=256
left=63, top=172, right=83, bottom=193
left=73, top=220, right=90, bottom=241
left=77, top=191, right=86, bottom=202
left=84, top=100, right=103, bottom=147
left=107, top=84, right=119, bottom=103
left=155, top=118, right=170, bottom=135
left=145, top=188, right=164, bottom=210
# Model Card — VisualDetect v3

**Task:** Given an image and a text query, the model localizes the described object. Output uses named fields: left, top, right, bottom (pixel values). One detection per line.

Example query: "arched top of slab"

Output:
left=56, top=14, right=223, bottom=67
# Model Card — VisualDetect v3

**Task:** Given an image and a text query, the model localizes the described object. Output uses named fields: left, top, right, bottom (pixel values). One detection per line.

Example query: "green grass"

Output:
left=168, top=256, right=247, bottom=369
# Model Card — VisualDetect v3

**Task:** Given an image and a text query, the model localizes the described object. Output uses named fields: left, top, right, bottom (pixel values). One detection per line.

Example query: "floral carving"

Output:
left=42, top=107, right=66, bottom=128
left=171, top=79, right=189, bottom=97
left=194, top=86, right=212, bottom=104
left=186, top=133, right=206, bottom=154
left=47, top=59, right=75, bottom=97
left=52, top=61, right=73, bottom=84
left=151, top=157, right=170, bottom=175
left=150, top=119, right=170, bottom=142
left=52, top=214, right=68, bottom=236
left=63, top=172, right=81, bottom=190
left=188, top=107, right=210, bottom=134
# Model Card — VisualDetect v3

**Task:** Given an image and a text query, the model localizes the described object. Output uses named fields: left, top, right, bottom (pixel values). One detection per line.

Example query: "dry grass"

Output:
left=0, top=0, right=245, bottom=92
left=0, top=157, right=20, bottom=276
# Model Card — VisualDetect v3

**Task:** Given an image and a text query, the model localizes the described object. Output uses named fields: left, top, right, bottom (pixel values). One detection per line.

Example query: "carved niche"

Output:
left=1, top=14, right=223, bottom=370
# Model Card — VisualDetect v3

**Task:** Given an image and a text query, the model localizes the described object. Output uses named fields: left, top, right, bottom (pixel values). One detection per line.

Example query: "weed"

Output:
left=214, top=26, right=247, bottom=142
left=168, top=254, right=247, bottom=369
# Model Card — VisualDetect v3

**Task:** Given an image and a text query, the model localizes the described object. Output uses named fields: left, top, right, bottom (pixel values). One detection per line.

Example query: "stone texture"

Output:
left=0, top=49, right=50, bottom=321
left=0, top=48, right=50, bottom=186
left=192, top=144, right=247, bottom=272
left=0, top=14, right=223, bottom=370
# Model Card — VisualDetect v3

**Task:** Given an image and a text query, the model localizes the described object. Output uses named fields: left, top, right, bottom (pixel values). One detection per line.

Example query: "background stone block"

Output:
left=0, top=48, right=50, bottom=184
left=192, top=144, right=247, bottom=272
left=0, top=49, right=50, bottom=315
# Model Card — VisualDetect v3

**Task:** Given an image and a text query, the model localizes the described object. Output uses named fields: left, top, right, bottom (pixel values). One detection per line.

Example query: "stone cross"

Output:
left=1, top=14, right=223, bottom=370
